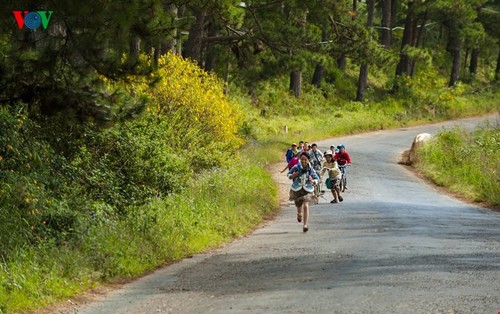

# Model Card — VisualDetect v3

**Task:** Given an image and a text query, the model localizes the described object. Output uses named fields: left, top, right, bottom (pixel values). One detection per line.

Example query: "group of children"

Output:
left=282, top=141, right=352, bottom=233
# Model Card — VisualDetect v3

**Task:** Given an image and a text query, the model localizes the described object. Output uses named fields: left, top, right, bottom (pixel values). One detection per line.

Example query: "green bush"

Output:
left=66, top=116, right=193, bottom=210
left=0, top=107, right=75, bottom=256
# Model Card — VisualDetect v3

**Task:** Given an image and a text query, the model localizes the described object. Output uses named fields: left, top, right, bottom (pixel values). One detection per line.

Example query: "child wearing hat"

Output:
left=285, top=143, right=300, bottom=163
left=321, top=150, right=343, bottom=203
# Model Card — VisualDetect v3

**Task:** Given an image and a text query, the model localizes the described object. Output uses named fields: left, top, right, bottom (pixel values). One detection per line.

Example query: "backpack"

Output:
left=325, top=178, right=333, bottom=189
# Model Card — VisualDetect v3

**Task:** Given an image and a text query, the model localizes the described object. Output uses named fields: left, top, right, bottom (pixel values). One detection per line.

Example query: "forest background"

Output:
left=0, top=0, right=499, bottom=312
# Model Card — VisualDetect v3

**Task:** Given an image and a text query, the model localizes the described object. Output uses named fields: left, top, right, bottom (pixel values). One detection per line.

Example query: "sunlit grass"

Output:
left=0, top=156, right=278, bottom=313
left=417, top=124, right=500, bottom=206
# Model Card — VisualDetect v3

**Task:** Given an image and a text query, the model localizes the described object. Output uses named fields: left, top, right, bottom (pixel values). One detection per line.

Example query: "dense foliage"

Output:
left=1, top=0, right=499, bottom=112
left=0, top=51, right=252, bottom=312
left=0, top=52, right=242, bottom=258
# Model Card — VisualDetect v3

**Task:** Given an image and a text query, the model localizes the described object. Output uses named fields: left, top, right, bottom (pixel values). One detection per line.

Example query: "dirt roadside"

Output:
left=265, top=162, right=292, bottom=207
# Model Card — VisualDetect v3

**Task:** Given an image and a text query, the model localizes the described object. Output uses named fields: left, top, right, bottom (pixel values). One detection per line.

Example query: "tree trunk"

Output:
left=175, top=5, right=186, bottom=55
left=337, top=55, right=347, bottom=71
left=204, top=49, right=217, bottom=72
left=449, top=46, right=462, bottom=87
left=321, top=26, right=328, bottom=43
left=496, top=45, right=500, bottom=81
left=183, top=9, right=207, bottom=66
left=367, top=0, right=375, bottom=26
left=290, top=70, right=302, bottom=98
left=204, top=20, right=218, bottom=72
left=395, top=1, right=415, bottom=77
left=469, top=48, right=479, bottom=76
left=223, top=58, right=230, bottom=94
left=464, top=48, right=469, bottom=71
left=312, top=27, right=327, bottom=88
left=356, top=64, right=369, bottom=102
left=409, top=60, right=416, bottom=77
left=154, top=44, right=161, bottom=66
left=127, top=35, right=141, bottom=69
left=391, top=0, right=398, bottom=29
left=311, top=63, right=325, bottom=88
left=410, top=14, right=426, bottom=76
left=129, top=35, right=141, bottom=58
left=162, top=4, right=178, bottom=55
left=381, top=0, right=392, bottom=49
left=356, top=0, right=374, bottom=102
left=446, top=29, right=462, bottom=87
left=415, top=12, right=427, bottom=48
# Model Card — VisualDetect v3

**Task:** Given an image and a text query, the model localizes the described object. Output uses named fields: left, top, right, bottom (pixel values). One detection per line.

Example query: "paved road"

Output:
left=63, top=115, right=500, bottom=314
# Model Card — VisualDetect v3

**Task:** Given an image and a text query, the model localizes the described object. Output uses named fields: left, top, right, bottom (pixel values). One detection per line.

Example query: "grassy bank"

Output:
left=0, top=158, right=277, bottom=313
left=416, top=123, right=500, bottom=207
left=236, top=81, right=500, bottom=166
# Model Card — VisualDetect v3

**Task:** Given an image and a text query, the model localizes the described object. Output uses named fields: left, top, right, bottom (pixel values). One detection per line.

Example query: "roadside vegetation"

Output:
left=0, top=1, right=499, bottom=313
left=1, top=52, right=498, bottom=313
left=416, top=124, right=500, bottom=206
left=233, top=70, right=499, bottom=165
left=0, top=54, right=277, bottom=313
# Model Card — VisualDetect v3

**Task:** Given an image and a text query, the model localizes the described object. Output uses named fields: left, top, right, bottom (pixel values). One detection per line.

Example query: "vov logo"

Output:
left=13, top=11, right=54, bottom=30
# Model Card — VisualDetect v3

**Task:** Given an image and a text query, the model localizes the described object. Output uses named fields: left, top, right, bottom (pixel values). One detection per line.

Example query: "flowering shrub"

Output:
left=0, top=107, right=75, bottom=255
left=136, top=53, right=242, bottom=153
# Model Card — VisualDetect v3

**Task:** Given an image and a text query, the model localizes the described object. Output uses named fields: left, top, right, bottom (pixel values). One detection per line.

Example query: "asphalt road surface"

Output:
left=59, top=115, right=500, bottom=314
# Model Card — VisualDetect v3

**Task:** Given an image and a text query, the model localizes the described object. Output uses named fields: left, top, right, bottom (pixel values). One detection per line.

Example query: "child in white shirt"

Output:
left=320, top=151, right=343, bottom=203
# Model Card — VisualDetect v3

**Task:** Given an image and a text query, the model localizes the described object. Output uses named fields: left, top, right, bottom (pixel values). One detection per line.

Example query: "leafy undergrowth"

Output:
left=0, top=157, right=277, bottom=313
